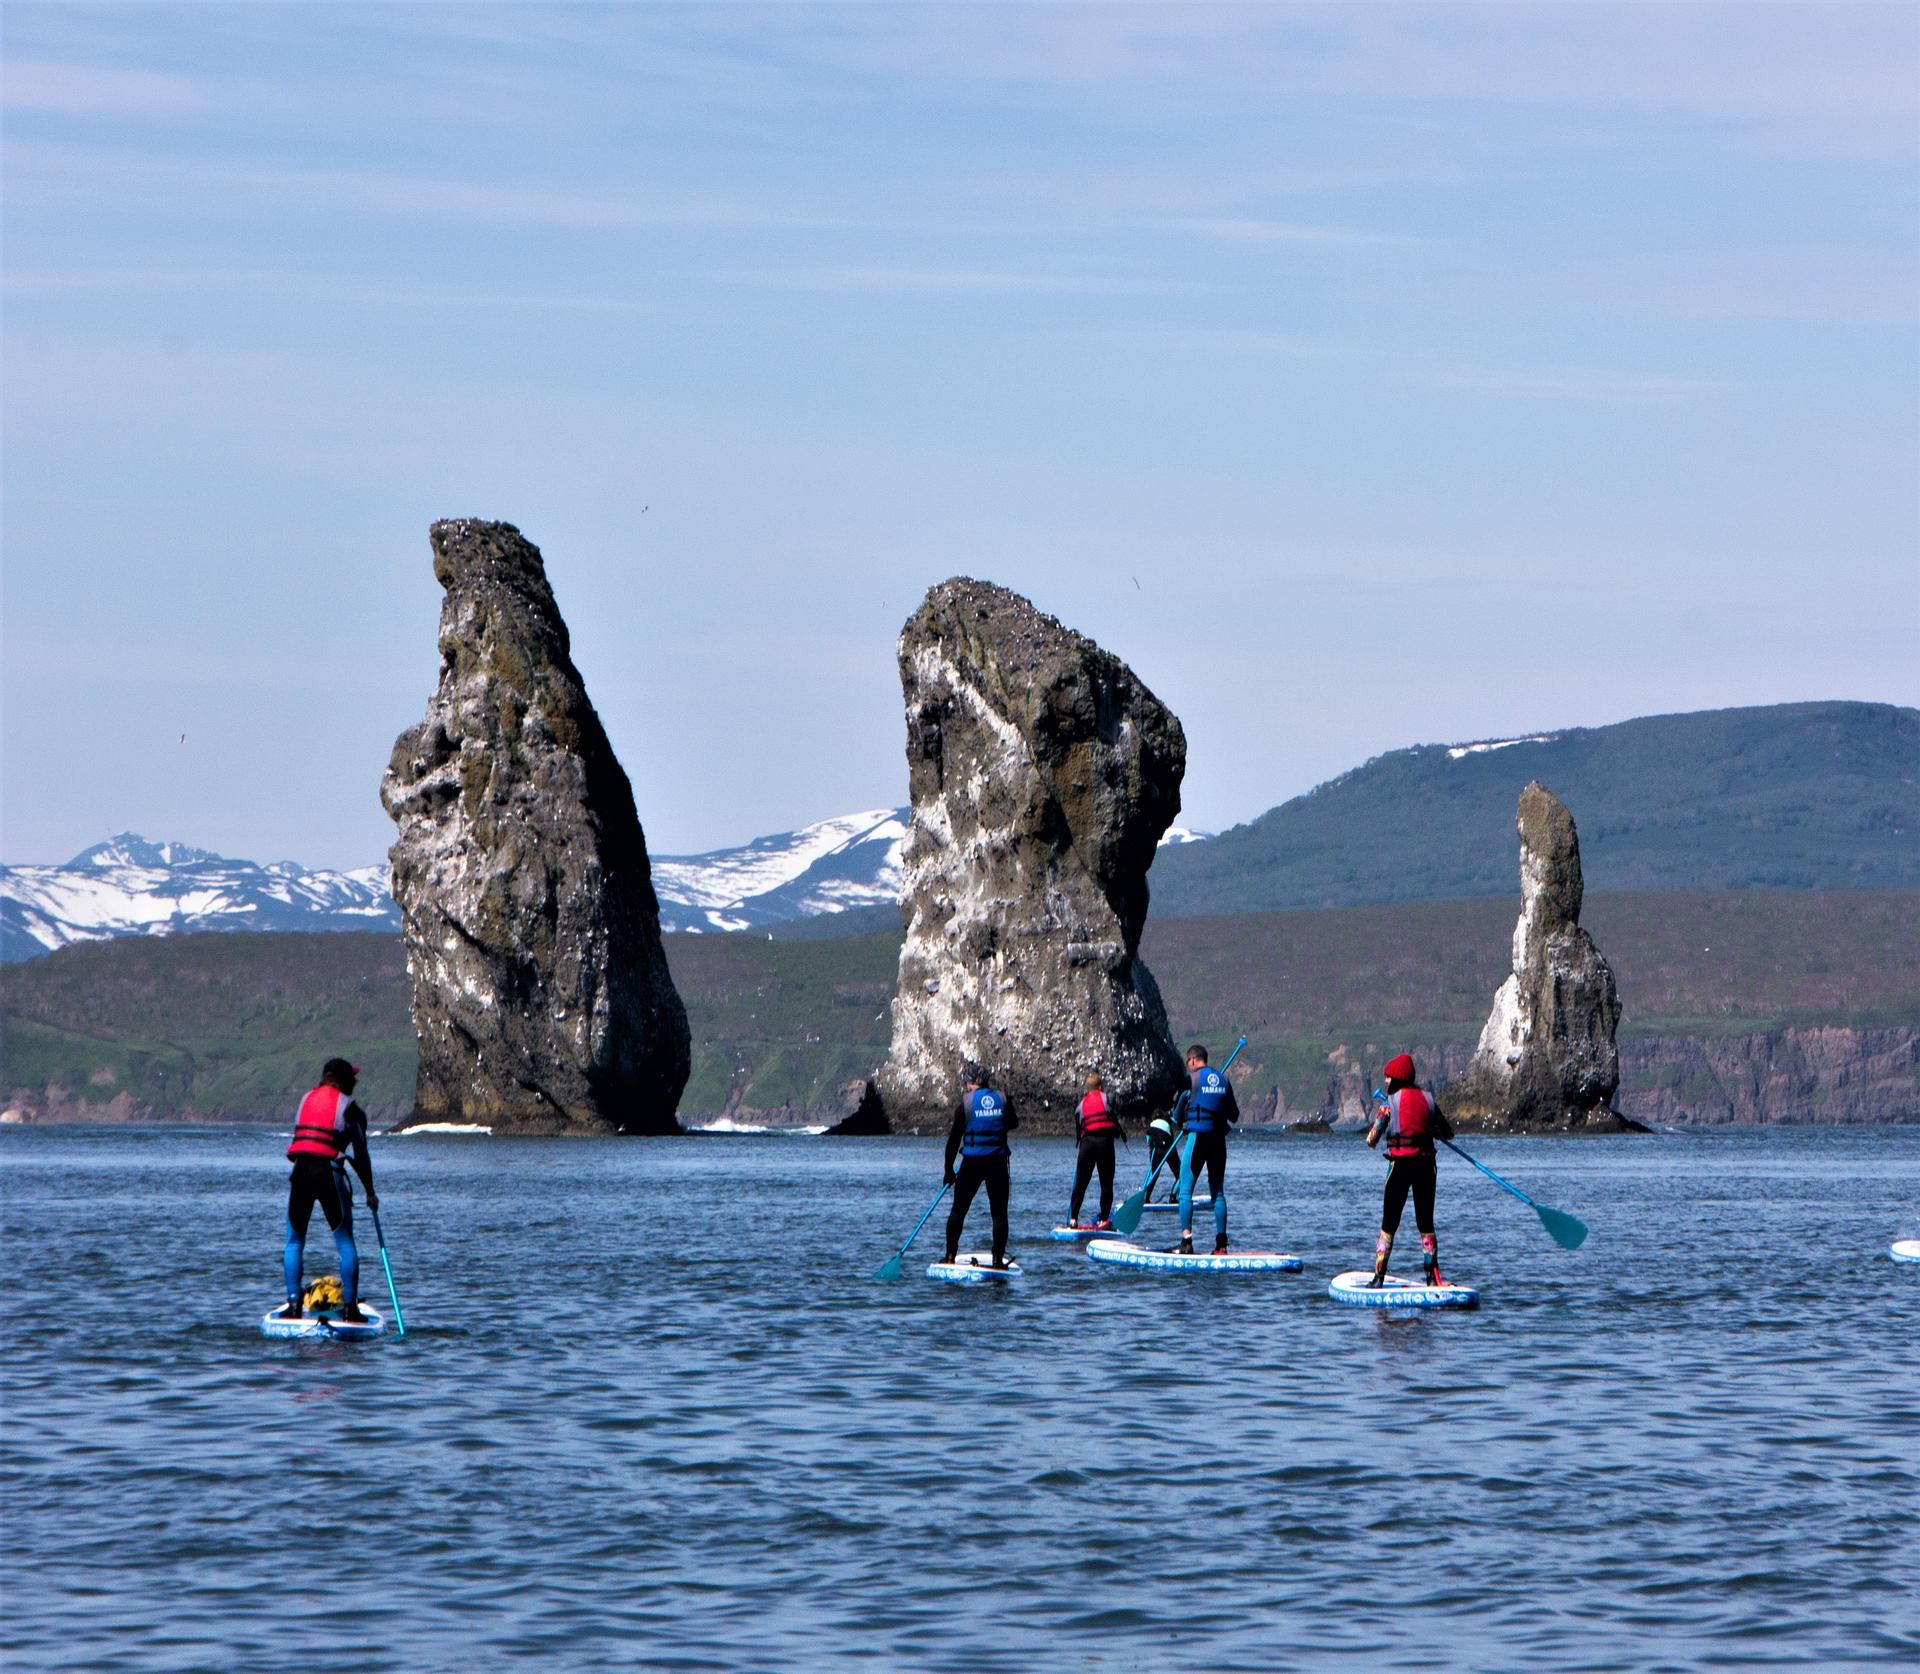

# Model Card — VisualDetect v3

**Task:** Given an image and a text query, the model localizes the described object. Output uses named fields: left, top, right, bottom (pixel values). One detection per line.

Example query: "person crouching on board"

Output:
left=1178, top=1044, right=1238, bottom=1255
left=943, top=1066, right=1018, bottom=1270
left=1067, top=1071, right=1126, bottom=1230
left=1147, top=1094, right=1186, bottom=1203
left=1364, top=1053, right=1453, bottom=1287
left=278, top=1058, right=379, bottom=1322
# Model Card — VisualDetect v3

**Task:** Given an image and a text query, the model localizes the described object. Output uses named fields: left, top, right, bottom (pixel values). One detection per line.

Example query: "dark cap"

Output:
left=321, top=1058, right=360, bottom=1086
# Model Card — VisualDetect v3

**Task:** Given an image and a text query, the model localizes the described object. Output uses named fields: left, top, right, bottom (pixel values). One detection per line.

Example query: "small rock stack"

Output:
left=1444, top=782, right=1626, bottom=1129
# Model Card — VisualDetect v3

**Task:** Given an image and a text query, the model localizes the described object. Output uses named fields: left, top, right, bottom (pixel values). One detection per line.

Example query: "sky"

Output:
left=3, top=2, right=1916, bottom=869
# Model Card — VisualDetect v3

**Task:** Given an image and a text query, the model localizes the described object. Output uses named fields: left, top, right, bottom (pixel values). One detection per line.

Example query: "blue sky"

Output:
left=4, top=3, right=1916, bottom=868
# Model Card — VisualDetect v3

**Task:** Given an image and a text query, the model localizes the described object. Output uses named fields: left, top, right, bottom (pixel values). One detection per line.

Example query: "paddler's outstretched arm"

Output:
left=1365, top=1087, right=1390, bottom=1148
left=942, top=1106, right=965, bottom=1183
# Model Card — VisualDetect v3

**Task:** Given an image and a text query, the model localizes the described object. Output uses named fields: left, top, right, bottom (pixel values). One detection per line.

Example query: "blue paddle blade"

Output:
left=1537, top=1203, right=1588, bottom=1250
left=874, top=1254, right=905, bottom=1282
left=1111, top=1188, right=1149, bottom=1236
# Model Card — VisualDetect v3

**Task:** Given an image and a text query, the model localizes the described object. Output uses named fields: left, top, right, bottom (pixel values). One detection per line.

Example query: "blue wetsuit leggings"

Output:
left=285, top=1160, right=358, bottom=1305
left=1179, top=1131, right=1228, bottom=1240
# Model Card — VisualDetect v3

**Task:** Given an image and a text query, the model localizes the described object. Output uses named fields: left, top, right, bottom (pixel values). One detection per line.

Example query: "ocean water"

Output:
left=3, top=1124, right=1916, bottom=1673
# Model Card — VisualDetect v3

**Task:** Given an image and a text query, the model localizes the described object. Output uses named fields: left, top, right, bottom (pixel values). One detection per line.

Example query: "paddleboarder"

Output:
left=1146, top=1092, right=1187, bottom=1203
left=942, top=1067, right=1018, bottom=1270
left=1364, top=1052, right=1453, bottom=1287
left=1177, top=1043, right=1238, bottom=1255
left=277, top=1058, right=379, bottom=1323
left=1067, top=1071, right=1126, bottom=1229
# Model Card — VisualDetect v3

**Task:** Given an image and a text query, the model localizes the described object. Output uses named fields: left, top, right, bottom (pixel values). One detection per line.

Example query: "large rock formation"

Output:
left=874, top=578, right=1188, bottom=1132
left=380, top=519, right=690, bottom=1134
left=1444, top=782, right=1626, bottom=1129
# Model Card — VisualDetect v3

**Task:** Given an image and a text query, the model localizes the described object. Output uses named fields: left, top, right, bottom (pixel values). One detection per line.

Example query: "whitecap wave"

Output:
left=387, top=1122, right=493, bottom=1136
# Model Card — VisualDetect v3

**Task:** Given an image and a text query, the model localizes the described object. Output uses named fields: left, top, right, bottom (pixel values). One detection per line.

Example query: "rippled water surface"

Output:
left=4, top=1125, right=1917, bottom=1672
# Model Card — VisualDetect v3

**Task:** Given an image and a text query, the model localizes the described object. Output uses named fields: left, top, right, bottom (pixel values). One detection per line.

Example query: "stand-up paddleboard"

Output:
left=1328, top=1270, right=1477, bottom=1309
left=261, top=1306, right=387, bottom=1340
left=1138, top=1197, right=1212, bottom=1214
left=926, top=1253, right=1023, bottom=1283
left=1050, top=1223, right=1121, bottom=1241
left=1892, top=1240, right=1920, bottom=1265
left=1086, top=1239, right=1301, bottom=1273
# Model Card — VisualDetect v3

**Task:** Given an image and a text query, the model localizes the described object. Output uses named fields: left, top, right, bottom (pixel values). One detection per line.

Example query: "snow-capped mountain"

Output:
left=2, top=812, right=1213, bottom=958
left=1, top=834, right=398, bottom=961
left=651, top=808, right=909, bottom=933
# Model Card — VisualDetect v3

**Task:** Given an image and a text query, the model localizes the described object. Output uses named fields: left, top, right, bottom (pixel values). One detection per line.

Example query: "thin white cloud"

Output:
left=722, top=264, right=1194, bottom=297
left=3, top=140, right=831, bottom=232
left=1112, top=322, right=1718, bottom=403
left=734, top=3, right=1919, bottom=149
left=1178, top=216, right=1411, bottom=249
left=1439, top=364, right=1722, bottom=403
left=0, top=265, right=660, bottom=316
left=1, top=59, right=205, bottom=117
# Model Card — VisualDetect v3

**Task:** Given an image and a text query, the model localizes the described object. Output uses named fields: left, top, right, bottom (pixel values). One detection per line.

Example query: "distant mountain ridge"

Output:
left=1, top=808, right=1212, bottom=959
left=651, top=808, right=908, bottom=933
left=0, top=836, right=397, bottom=962
left=1149, top=700, right=1918, bottom=915
left=4, top=701, right=1908, bottom=958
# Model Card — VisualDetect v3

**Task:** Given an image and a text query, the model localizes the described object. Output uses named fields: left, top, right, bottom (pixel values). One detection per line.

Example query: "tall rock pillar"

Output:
left=380, top=519, right=690, bottom=1134
left=875, top=578, right=1188, bottom=1132
left=1444, top=782, right=1625, bottom=1129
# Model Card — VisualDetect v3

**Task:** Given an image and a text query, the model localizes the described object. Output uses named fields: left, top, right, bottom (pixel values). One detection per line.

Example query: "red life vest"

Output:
left=287, top=1085, right=352, bottom=1162
left=1385, top=1087, right=1438, bottom=1159
left=1078, top=1091, right=1118, bottom=1139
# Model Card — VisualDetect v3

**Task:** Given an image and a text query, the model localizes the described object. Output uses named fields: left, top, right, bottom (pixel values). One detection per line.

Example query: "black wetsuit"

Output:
left=1068, top=1095, right=1126, bottom=1224
left=1178, top=1069, right=1239, bottom=1242
left=283, top=1093, right=375, bottom=1306
left=1379, top=1093, right=1452, bottom=1236
left=1148, top=1095, right=1187, bottom=1201
left=1380, top=1153, right=1439, bottom=1236
left=943, top=1088, right=1018, bottom=1264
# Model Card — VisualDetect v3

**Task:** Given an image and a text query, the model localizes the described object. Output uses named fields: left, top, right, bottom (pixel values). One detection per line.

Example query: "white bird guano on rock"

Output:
left=1443, top=781, right=1628, bottom=1130
left=380, top=519, right=690, bottom=1134
left=873, top=577, right=1189, bottom=1135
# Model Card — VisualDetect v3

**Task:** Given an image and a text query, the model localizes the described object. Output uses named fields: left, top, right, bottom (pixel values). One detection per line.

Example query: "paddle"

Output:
left=368, top=1204, right=407, bottom=1336
left=1369, top=1086, right=1587, bottom=1250
left=1111, top=1035, right=1247, bottom=1236
left=1440, top=1139, right=1588, bottom=1249
left=874, top=1182, right=950, bottom=1281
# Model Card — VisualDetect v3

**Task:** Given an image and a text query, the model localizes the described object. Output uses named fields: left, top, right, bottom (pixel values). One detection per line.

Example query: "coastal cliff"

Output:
left=4, top=892, right=1914, bottom=1125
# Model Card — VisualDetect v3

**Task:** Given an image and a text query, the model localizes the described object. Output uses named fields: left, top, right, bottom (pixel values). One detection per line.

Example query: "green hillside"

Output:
left=5, top=891, right=1915, bottom=1122
left=1150, top=701, right=1918, bottom=915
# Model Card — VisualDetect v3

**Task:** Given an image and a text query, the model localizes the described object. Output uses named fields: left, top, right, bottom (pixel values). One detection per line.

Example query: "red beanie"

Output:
left=1382, top=1053, right=1416, bottom=1084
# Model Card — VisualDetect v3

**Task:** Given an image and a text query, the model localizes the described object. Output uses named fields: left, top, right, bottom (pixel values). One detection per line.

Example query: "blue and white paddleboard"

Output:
left=1891, top=1240, right=1920, bottom=1265
left=261, top=1306, right=387, bottom=1340
left=1328, top=1270, right=1477, bottom=1309
left=1086, top=1239, right=1301, bottom=1273
left=926, top=1253, right=1023, bottom=1283
left=1138, top=1197, right=1212, bottom=1214
left=1050, top=1223, right=1121, bottom=1241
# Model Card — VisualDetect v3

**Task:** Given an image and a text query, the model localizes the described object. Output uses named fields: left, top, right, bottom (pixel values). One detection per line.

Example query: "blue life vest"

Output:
left=960, top=1087, right=1010, bottom=1158
left=1185, top=1067, right=1230, bottom=1134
